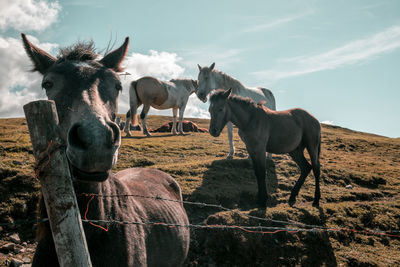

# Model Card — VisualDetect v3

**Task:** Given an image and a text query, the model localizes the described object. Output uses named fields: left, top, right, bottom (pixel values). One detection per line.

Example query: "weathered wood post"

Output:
left=24, top=100, right=92, bottom=267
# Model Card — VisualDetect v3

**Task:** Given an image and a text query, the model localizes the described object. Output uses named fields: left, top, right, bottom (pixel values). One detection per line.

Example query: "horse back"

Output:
left=259, top=87, right=276, bottom=110
left=136, top=77, right=169, bottom=106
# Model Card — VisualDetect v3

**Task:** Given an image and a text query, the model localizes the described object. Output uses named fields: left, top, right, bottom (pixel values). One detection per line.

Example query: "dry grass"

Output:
left=1, top=115, right=399, bottom=266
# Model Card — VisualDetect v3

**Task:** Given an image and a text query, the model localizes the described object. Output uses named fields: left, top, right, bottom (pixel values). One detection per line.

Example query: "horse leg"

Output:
left=125, top=82, right=142, bottom=136
left=307, top=140, right=321, bottom=207
left=288, top=146, right=312, bottom=206
left=124, top=109, right=132, bottom=137
left=172, top=108, right=178, bottom=135
left=246, top=141, right=268, bottom=207
left=227, top=122, right=235, bottom=159
left=32, top=235, right=59, bottom=267
left=141, top=104, right=151, bottom=137
left=178, top=104, right=186, bottom=135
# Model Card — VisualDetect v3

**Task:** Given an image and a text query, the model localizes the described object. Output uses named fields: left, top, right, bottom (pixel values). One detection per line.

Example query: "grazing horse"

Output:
left=124, top=77, right=198, bottom=137
left=197, top=63, right=276, bottom=159
left=21, top=34, right=190, bottom=267
left=208, top=89, right=321, bottom=208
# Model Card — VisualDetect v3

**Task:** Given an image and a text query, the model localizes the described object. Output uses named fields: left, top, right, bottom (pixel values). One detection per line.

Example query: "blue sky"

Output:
left=0, top=0, right=399, bottom=137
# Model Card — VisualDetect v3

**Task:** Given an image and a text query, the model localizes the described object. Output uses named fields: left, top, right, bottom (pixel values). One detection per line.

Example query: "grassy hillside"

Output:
left=0, top=115, right=399, bottom=266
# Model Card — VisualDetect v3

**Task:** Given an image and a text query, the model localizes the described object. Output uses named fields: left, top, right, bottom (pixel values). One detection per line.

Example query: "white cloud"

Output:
left=242, top=11, right=314, bottom=33
left=117, top=50, right=186, bottom=115
left=0, top=35, right=58, bottom=117
left=123, top=50, right=184, bottom=81
left=0, top=36, right=207, bottom=121
left=253, top=25, right=400, bottom=81
left=0, top=0, right=61, bottom=32
left=321, top=120, right=334, bottom=125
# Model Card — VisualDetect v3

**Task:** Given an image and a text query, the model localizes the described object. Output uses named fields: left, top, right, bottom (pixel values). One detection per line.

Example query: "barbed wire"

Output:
left=79, top=193, right=319, bottom=229
left=2, top=216, right=399, bottom=238
left=2, top=193, right=399, bottom=238
left=78, top=218, right=400, bottom=238
left=78, top=193, right=400, bottom=238
left=80, top=193, right=400, bottom=233
left=0, top=218, right=49, bottom=227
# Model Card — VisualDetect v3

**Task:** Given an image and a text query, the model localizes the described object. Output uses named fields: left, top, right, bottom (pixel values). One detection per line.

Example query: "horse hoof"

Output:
left=125, top=132, right=131, bottom=137
left=288, top=200, right=296, bottom=207
left=226, top=155, right=233, bottom=160
left=312, top=202, right=319, bottom=208
left=144, top=132, right=152, bottom=137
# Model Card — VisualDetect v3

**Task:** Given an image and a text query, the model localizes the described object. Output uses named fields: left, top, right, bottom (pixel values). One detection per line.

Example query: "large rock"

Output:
left=151, top=120, right=208, bottom=133
left=9, top=233, right=20, bottom=244
left=10, top=258, right=23, bottom=267
left=0, top=242, right=14, bottom=253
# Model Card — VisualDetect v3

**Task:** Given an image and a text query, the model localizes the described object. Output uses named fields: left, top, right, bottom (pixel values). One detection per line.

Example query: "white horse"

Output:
left=196, top=63, right=276, bottom=159
left=124, top=77, right=198, bottom=136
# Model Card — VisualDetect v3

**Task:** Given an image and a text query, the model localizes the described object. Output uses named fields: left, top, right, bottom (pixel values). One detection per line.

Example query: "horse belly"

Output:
left=145, top=202, right=190, bottom=266
left=151, top=90, right=182, bottom=109
left=138, top=78, right=169, bottom=107
left=266, top=131, right=302, bottom=154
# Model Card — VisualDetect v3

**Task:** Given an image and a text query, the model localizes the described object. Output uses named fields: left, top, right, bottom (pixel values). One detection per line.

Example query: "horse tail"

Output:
left=318, top=132, right=321, bottom=158
left=129, top=80, right=140, bottom=125
left=261, top=88, right=276, bottom=111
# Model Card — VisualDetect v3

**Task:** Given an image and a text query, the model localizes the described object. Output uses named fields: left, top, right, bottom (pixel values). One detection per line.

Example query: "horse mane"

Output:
left=213, top=69, right=246, bottom=92
left=210, top=89, right=261, bottom=113
left=169, top=78, right=195, bottom=92
left=57, top=40, right=98, bottom=62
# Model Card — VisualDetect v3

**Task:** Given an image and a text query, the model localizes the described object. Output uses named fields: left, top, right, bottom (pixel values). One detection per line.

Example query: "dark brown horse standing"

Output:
left=208, top=89, right=321, bottom=208
left=21, top=34, right=190, bottom=266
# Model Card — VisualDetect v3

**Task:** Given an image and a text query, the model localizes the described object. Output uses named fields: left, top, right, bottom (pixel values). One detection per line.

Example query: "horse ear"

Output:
left=224, top=88, right=232, bottom=98
left=197, top=64, right=201, bottom=71
left=100, top=37, right=129, bottom=72
left=21, top=33, right=56, bottom=74
left=210, top=62, right=215, bottom=70
left=192, top=79, right=198, bottom=89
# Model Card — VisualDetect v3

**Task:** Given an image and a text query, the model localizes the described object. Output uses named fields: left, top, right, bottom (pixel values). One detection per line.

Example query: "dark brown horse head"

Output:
left=208, top=88, right=232, bottom=137
left=21, top=33, right=129, bottom=182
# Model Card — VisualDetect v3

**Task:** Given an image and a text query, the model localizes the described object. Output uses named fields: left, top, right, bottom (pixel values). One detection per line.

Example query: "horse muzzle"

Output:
left=66, top=120, right=120, bottom=182
left=68, top=162, right=111, bottom=182
left=209, top=127, right=221, bottom=137
left=196, top=92, right=208, bottom=103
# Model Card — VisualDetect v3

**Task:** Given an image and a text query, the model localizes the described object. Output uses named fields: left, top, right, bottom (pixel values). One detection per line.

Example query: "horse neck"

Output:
left=213, top=71, right=246, bottom=94
left=73, top=176, right=131, bottom=219
left=170, top=79, right=195, bottom=94
left=226, top=99, right=253, bottom=130
left=74, top=180, right=102, bottom=195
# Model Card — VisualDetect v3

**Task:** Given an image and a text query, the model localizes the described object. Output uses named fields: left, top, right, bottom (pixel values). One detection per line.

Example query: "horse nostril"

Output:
left=108, top=121, right=121, bottom=146
left=68, top=123, right=88, bottom=150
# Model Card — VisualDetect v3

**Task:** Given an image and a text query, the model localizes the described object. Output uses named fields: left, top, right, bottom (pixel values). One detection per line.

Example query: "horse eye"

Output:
left=42, top=81, right=53, bottom=90
left=219, top=108, right=224, bottom=112
left=115, top=83, right=122, bottom=91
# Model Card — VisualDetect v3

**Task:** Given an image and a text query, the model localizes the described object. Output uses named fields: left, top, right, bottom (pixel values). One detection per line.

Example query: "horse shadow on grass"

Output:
left=185, top=157, right=338, bottom=266
left=188, top=157, right=278, bottom=212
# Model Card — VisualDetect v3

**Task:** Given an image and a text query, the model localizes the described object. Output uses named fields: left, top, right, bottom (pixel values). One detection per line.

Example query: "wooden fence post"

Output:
left=24, top=100, right=92, bottom=267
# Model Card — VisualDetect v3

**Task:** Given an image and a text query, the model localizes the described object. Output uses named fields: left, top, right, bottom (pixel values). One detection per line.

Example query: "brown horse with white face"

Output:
left=21, top=34, right=190, bottom=267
